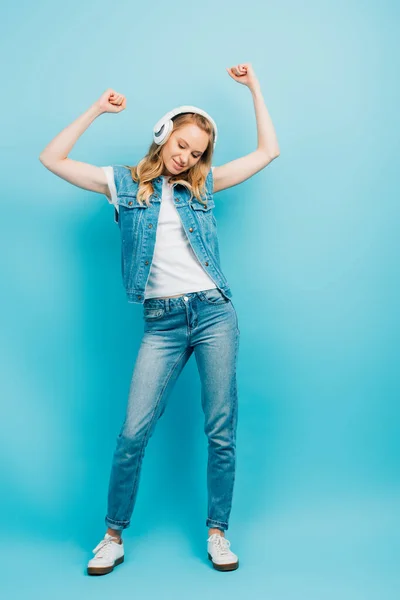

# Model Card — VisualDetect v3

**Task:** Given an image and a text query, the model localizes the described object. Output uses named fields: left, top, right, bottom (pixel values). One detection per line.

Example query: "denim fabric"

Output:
left=105, top=288, right=240, bottom=531
left=110, top=166, right=232, bottom=304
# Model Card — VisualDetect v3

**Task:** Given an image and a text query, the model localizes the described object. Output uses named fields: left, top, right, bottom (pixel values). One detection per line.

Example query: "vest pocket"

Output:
left=117, top=192, right=145, bottom=209
left=190, top=196, right=215, bottom=211
left=190, top=196, right=217, bottom=235
left=118, top=193, right=147, bottom=238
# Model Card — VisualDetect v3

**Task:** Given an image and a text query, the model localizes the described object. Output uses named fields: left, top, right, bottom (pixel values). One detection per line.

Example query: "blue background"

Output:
left=1, top=0, right=399, bottom=598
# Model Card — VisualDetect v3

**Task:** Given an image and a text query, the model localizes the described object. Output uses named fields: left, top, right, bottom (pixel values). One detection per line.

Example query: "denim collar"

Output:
left=152, top=176, right=193, bottom=205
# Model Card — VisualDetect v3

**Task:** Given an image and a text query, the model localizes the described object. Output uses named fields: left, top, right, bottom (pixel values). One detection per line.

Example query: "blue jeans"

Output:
left=105, top=288, right=240, bottom=532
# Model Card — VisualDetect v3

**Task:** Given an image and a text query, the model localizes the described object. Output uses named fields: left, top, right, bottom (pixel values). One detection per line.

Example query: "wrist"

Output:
left=89, top=103, right=105, bottom=118
left=249, top=84, right=262, bottom=96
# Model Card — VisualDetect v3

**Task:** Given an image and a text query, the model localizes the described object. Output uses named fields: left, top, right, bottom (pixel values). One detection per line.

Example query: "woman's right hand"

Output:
left=94, top=88, right=127, bottom=114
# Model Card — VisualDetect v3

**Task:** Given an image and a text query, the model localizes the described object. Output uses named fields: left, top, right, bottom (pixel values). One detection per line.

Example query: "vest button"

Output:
left=148, top=224, right=153, bottom=228
left=205, top=262, right=209, bottom=266
left=128, top=201, right=133, bottom=206
left=145, top=260, right=149, bottom=265
left=204, top=204, right=208, bottom=209
left=138, top=295, right=142, bottom=300
left=175, top=197, right=180, bottom=202
left=189, top=227, right=193, bottom=232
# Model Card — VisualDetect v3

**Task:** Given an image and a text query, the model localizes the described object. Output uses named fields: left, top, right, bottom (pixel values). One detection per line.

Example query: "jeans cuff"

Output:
left=105, top=516, right=130, bottom=531
left=206, top=518, right=228, bottom=531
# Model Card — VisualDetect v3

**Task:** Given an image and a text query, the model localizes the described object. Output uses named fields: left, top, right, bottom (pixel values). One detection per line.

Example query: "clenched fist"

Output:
left=95, top=89, right=127, bottom=114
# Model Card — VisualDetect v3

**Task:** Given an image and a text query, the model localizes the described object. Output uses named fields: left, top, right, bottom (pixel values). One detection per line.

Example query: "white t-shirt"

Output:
left=101, top=166, right=217, bottom=299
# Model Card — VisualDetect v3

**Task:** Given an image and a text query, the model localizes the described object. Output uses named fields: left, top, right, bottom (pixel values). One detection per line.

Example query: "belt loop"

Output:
left=166, top=298, right=170, bottom=312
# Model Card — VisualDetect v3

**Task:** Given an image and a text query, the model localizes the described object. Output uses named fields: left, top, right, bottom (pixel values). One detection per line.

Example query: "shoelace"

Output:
left=92, top=537, right=120, bottom=558
left=209, top=534, right=231, bottom=555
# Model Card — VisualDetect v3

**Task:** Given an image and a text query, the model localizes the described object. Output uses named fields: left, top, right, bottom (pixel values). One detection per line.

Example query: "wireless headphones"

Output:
left=153, top=105, right=218, bottom=148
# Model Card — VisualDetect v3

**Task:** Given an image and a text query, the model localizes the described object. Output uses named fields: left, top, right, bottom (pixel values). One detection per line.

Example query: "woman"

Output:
left=39, top=63, right=280, bottom=575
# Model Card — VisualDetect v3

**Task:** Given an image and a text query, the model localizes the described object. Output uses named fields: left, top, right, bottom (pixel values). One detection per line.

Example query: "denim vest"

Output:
left=110, top=166, right=232, bottom=304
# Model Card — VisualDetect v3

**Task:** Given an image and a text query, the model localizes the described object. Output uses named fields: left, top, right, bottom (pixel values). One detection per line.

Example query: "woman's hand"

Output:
left=94, top=88, right=127, bottom=114
left=226, top=63, right=260, bottom=92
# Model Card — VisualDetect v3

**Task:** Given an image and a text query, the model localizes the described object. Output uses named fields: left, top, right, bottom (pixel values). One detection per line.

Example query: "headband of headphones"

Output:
left=153, top=105, right=218, bottom=148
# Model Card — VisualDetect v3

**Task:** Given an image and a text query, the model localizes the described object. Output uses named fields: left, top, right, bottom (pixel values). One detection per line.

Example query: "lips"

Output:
left=173, top=159, right=183, bottom=169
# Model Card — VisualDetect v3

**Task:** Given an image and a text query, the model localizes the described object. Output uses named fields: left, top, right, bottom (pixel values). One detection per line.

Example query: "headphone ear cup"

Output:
left=153, top=107, right=217, bottom=148
left=153, top=118, right=173, bottom=146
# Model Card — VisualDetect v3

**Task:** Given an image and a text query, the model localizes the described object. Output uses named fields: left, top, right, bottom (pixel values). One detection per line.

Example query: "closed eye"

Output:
left=178, top=143, right=201, bottom=158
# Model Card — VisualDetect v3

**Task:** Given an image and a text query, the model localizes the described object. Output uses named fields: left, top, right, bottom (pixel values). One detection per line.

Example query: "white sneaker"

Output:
left=207, top=533, right=239, bottom=571
left=87, top=533, right=124, bottom=575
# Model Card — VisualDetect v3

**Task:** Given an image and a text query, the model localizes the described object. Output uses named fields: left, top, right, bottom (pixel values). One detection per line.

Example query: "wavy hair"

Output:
left=124, top=112, right=215, bottom=207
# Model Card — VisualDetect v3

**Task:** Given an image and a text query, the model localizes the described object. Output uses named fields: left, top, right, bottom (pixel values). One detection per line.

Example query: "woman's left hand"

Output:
left=226, top=63, right=260, bottom=91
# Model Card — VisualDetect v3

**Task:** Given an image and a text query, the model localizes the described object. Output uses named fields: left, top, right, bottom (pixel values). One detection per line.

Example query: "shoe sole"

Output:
left=87, top=555, right=124, bottom=576
left=208, top=552, right=239, bottom=571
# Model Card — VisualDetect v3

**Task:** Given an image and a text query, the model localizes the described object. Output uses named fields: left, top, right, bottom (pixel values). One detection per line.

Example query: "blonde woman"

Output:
left=39, top=63, right=280, bottom=575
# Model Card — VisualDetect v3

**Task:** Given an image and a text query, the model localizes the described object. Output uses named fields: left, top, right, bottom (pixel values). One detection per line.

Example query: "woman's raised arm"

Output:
left=212, top=64, right=280, bottom=193
left=39, top=89, right=126, bottom=196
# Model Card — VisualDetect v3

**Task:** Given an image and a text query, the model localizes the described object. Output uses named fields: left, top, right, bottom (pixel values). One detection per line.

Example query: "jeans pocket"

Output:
left=143, top=307, right=166, bottom=320
left=199, top=288, right=229, bottom=305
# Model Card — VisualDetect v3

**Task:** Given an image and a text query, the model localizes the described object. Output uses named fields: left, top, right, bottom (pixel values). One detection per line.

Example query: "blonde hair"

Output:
left=124, top=112, right=215, bottom=207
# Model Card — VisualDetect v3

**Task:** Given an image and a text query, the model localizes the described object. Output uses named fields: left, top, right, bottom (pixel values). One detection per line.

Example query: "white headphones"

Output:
left=153, top=105, right=218, bottom=148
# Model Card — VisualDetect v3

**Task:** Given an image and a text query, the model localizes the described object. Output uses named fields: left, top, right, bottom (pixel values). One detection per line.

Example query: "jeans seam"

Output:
left=224, top=333, right=239, bottom=524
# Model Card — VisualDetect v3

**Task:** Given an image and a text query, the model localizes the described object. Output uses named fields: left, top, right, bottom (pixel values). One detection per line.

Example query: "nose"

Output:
left=179, top=151, right=190, bottom=166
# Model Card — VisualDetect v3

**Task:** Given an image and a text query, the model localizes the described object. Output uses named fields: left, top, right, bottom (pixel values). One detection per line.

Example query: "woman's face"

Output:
left=161, top=123, right=210, bottom=176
